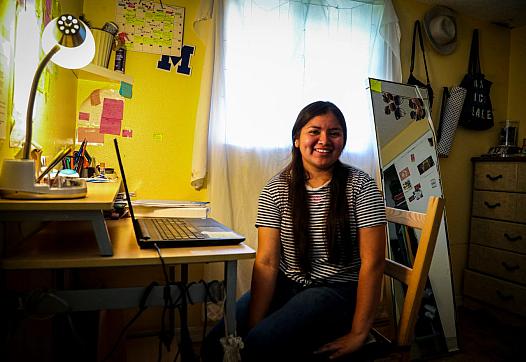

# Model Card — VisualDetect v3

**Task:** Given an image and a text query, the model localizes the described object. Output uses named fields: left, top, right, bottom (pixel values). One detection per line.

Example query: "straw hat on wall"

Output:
left=424, top=6, right=457, bottom=55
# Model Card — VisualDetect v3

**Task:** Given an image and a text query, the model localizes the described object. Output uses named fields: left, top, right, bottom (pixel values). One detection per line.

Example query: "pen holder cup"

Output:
left=91, top=28, right=114, bottom=68
left=498, top=120, right=519, bottom=146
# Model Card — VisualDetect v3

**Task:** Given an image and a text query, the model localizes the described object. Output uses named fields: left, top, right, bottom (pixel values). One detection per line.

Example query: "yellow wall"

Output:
left=393, top=0, right=512, bottom=301
left=507, top=25, right=526, bottom=144
left=80, top=0, right=207, bottom=201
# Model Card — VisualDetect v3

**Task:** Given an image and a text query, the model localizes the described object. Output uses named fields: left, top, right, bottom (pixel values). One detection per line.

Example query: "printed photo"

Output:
left=399, top=167, right=411, bottom=181
left=403, top=179, right=412, bottom=191
left=413, top=183, right=423, bottom=200
left=417, top=156, right=435, bottom=175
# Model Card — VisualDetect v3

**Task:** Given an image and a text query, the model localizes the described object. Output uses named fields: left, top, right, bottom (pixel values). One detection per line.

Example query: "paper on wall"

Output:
left=77, top=88, right=124, bottom=144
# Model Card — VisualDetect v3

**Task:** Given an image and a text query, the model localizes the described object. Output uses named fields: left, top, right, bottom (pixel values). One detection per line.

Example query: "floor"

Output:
left=122, top=306, right=526, bottom=362
left=8, top=305, right=522, bottom=361
left=424, top=307, right=525, bottom=362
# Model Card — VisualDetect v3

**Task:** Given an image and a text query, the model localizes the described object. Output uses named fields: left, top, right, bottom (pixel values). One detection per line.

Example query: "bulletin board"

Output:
left=115, top=0, right=185, bottom=56
left=369, top=78, right=458, bottom=355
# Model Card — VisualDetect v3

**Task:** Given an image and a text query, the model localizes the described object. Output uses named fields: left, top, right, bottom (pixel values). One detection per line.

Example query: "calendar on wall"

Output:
left=115, top=0, right=185, bottom=56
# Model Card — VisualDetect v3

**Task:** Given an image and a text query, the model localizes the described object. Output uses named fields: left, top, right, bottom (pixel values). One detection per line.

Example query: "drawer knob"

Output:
left=484, top=201, right=501, bottom=209
left=504, top=233, right=523, bottom=242
left=501, top=261, right=520, bottom=272
left=486, top=174, right=503, bottom=181
left=496, top=290, right=514, bottom=301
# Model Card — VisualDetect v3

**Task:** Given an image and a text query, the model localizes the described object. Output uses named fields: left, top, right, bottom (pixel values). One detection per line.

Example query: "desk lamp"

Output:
left=0, top=15, right=95, bottom=199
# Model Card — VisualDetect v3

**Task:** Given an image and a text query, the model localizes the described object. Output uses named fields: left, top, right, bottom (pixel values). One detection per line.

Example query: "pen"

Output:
left=76, top=138, right=87, bottom=174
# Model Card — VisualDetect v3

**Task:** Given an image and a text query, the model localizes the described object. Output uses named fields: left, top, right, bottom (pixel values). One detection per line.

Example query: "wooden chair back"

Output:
left=382, top=196, right=445, bottom=351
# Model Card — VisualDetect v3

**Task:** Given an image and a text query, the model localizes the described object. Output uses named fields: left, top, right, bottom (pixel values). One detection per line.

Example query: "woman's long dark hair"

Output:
left=282, top=101, right=352, bottom=273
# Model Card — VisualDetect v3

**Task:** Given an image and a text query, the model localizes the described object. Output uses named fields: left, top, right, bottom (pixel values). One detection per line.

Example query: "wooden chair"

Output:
left=358, top=196, right=445, bottom=361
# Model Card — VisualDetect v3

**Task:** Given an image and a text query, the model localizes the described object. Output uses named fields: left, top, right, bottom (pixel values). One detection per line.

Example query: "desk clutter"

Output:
left=484, top=120, right=526, bottom=158
left=37, top=139, right=120, bottom=187
left=0, top=143, right=88, bottom=200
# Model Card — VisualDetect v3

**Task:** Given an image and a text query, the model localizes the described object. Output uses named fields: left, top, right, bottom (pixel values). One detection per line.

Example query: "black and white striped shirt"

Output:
left=256, top=164, right=386, bottom=286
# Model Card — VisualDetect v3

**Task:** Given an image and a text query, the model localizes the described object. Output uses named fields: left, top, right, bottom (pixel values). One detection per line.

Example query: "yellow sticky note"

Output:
left=370, top=79, right=382, bottom=93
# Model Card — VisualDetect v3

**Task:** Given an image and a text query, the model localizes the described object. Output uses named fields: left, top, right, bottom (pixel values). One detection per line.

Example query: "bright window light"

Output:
left=221, top=1, right=380, bottom=154
left=11, top=1, right=41, bottom=147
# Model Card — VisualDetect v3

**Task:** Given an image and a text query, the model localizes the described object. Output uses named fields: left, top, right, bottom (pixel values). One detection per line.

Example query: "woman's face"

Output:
left=294, top=112, right=345, bottom=174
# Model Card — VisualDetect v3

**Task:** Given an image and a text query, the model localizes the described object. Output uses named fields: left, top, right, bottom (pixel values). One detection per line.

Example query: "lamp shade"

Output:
left=41, top=14, right=95, bottom=69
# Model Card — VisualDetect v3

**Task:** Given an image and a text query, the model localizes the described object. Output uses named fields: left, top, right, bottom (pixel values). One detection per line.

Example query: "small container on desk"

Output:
left=498, top=120, right=519, bottom=147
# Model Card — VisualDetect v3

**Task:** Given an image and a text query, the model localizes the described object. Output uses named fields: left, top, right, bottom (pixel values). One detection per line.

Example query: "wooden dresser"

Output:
left=463, top=157, right=526, bottom=317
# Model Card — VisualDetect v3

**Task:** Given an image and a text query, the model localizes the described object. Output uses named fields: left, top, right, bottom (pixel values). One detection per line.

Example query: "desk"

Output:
left=1, top=218, right=255, bottom=358
left=0, top=181, right=120, bottom=256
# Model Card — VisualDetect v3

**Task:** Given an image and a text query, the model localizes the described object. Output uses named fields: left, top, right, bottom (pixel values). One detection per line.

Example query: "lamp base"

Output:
left=0, top=159, right=87, bottom=200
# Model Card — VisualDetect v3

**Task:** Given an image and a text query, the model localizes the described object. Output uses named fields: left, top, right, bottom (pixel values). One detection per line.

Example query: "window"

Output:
left=11, top=0, right=43, bottom=147
left=219, top=0, right=387, bottom=154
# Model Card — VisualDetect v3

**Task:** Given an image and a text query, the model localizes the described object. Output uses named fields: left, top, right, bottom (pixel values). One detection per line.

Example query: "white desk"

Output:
left=0, top=181, right=120, bottom=256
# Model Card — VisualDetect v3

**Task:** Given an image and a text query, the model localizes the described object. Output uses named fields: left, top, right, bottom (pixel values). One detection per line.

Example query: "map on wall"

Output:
left=115, top=0, right=185, bottom=56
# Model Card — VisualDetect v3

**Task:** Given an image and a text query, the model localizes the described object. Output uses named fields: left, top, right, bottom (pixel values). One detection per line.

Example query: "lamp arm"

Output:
left=22, top=44, right=61, bottom=160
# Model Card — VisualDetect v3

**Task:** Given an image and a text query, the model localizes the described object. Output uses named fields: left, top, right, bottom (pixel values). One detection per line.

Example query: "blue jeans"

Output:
left=202, top=273, right=358, bottom=361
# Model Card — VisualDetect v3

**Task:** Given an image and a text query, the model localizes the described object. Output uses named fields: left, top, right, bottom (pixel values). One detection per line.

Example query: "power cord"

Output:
left=101, top=281, right=158, bottom=362
left=154, top=243, right=177, bottom=361
left=152, top=244, right=227, bottom=362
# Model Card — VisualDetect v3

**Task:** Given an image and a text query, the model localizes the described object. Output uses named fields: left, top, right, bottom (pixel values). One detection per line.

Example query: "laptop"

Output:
left=113, top=138, right=245, bottom=248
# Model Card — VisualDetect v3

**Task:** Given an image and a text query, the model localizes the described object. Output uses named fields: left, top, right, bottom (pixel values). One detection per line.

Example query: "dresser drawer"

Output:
left=470, top=218, right=526, bottom=254
left=472, top=191, right=518, bottom=221
left=468, top=245, right=526, bottom=285
left=474, top=162, right=517, bottom=191
left=464, top=269, right=526, bottom=316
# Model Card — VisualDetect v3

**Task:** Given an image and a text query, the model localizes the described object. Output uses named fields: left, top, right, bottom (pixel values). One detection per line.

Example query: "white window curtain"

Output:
left=193, top=0, right=401, bottom=293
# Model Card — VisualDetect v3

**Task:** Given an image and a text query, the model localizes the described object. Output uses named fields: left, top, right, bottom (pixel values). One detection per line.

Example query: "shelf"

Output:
left=73, top=63, right=133, bottom=84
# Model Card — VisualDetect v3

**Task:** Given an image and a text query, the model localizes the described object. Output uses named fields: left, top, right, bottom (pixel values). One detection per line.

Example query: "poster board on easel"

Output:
left=369, top=78, right=459, bottom=354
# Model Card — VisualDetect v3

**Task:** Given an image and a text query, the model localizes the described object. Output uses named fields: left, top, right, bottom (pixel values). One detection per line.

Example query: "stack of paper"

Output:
left=131, top=199, right=210, bottom=218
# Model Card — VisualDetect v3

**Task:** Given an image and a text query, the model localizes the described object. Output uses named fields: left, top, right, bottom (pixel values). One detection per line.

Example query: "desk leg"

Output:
left=90, top=210, right=113, bottom=256
left=224, top=260, right=238, bottom=336
left=180, top=265, right=198, bottom=362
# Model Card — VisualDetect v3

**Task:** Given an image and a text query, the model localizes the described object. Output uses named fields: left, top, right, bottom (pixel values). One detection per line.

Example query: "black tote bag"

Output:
left=459, top=29, right=493, bottom=130
left=407, top=20, right=434, bottom=109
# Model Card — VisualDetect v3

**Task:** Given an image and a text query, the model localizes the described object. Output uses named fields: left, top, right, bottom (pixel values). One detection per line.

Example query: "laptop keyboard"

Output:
left=151, top=218, right=206, bottom=240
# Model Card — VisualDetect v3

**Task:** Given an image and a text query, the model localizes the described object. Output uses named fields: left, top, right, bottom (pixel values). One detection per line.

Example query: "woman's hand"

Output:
left=315, top=331, right=368, bottom=360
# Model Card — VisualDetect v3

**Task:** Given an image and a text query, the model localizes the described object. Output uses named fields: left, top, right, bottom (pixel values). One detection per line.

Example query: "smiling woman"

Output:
left=202, top=101, right=388, bottom=361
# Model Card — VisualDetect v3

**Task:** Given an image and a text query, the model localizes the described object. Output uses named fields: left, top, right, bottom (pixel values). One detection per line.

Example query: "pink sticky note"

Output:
left=79, top=112, right=90, bottom=121
left=102, top=98, right=124, bottom=119
left=100, top=117, right=122, bottom=135
left=122, top=129, right=133, bottom=138
left=77, top=127, right=104, bottom=144
left=44, top=0, right=52, bottom=25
